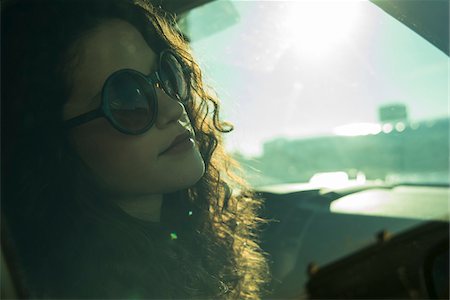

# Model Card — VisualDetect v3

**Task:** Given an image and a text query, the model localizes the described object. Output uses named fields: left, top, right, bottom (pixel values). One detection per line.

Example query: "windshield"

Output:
left=180, top=0, right=449, bottom=188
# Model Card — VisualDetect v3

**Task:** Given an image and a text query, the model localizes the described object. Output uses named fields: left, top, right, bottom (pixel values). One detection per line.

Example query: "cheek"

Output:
left=69, top=119, right=206, bottom=196
left=70, top=120, right=161, bottom=193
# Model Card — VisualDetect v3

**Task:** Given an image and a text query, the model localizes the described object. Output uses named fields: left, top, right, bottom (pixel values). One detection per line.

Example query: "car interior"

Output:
left=1, top=0, right=449, bottom=299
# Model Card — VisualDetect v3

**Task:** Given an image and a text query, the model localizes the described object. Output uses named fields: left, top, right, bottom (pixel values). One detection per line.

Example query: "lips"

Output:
left=160, top=130, right=193, bottom=155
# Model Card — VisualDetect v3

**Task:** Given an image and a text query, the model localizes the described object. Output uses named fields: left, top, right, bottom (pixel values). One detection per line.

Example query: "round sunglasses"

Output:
left=64, top=49, right=191, bottom=135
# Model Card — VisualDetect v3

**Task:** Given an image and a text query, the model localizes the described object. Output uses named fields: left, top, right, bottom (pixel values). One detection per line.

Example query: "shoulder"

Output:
left=28, top=219, right=163, bottom=298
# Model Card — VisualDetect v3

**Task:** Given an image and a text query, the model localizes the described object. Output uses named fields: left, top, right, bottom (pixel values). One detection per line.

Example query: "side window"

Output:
left=181, top=0, right=449, bottom=187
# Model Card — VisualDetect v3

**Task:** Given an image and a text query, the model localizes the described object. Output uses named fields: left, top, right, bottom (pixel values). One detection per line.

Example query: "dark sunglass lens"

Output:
left=106, top=72, right=155, bottom=131
left=160, top=52, right=189, bottom=102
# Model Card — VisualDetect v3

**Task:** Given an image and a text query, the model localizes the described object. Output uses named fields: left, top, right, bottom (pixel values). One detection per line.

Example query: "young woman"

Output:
left=1, top=0, right=269, bottom=298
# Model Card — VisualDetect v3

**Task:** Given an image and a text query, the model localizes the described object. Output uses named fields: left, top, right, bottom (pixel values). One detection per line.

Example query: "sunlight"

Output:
left=309, top=171, right=349, bottom=187
left=333, top=122, right=382, bottom=136
left=286, top=0, right=363, bottom=59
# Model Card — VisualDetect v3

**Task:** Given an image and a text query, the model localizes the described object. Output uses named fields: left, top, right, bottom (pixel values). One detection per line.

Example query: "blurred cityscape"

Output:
left=232, top=104, right=450, bottom=187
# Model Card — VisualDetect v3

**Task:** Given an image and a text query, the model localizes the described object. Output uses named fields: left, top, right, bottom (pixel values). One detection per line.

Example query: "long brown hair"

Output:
left=1, top=0, right=269, bottom=299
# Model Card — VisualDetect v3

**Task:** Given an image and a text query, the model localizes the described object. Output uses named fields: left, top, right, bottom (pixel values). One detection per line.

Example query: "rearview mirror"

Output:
left=178, top=0, right=239, bottom=42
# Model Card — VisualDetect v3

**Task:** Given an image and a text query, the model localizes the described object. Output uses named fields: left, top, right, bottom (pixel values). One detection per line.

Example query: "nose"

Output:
left=154, top=86, right=185, bottom=129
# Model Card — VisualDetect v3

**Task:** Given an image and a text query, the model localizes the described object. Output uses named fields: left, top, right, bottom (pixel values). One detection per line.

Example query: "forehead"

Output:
left=69, top=19, right=157, bottom=104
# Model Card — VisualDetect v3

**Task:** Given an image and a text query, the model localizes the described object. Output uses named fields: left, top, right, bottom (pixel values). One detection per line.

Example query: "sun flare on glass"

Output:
left=284, top=0, right=363, bottom=59
left=333, top=122, right=382, bottom=136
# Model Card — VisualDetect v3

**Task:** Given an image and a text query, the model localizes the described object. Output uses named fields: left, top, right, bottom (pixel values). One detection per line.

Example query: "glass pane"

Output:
left=182, top=0, right=449, bottom=187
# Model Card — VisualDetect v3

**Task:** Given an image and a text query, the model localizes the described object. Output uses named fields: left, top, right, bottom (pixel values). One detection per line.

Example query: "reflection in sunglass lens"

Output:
left=160, top=53, right=189, bottom=102
left=107, top=72, right=155, bottom=131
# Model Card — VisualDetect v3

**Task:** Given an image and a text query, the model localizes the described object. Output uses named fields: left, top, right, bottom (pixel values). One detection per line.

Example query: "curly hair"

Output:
left=1, top=0, right=269, bottom=299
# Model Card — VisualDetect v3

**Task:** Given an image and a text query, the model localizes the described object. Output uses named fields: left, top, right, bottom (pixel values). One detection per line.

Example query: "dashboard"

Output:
left=257, top=184, right=449, bottom=299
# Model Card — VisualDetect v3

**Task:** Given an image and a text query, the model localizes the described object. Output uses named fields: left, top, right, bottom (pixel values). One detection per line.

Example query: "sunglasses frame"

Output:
left=64, top=49, right=191, bottom=135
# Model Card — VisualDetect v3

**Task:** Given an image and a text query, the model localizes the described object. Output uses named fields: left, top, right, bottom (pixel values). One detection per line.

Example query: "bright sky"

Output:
left=186, top=0, right=449, bottom=156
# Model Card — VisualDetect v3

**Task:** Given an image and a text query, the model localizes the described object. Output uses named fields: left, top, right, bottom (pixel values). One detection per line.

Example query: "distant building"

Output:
left=263, top=137, right=289, bottom=155
left=241, top=117, right=450, bottom=186
left=379, top=103, right=408, bottom=124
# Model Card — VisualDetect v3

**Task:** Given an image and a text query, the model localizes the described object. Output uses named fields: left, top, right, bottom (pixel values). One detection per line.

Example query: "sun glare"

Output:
left=333, top=122, right=382, bottom=136
left=285, top=0, right=363, bottom=59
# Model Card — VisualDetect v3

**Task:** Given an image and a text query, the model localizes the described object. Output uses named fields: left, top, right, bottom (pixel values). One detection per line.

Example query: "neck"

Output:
left=113, top=193, right=163, bottom=222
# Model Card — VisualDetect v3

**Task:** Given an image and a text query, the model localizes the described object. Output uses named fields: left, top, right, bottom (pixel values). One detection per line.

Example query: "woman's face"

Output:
left=63, top=19, right=205, bottom=196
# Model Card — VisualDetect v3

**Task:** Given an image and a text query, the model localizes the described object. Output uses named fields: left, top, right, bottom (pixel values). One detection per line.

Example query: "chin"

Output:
left=163, top=152, right=206, bottom=193
left=177, top=158, right=206, bottom=190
